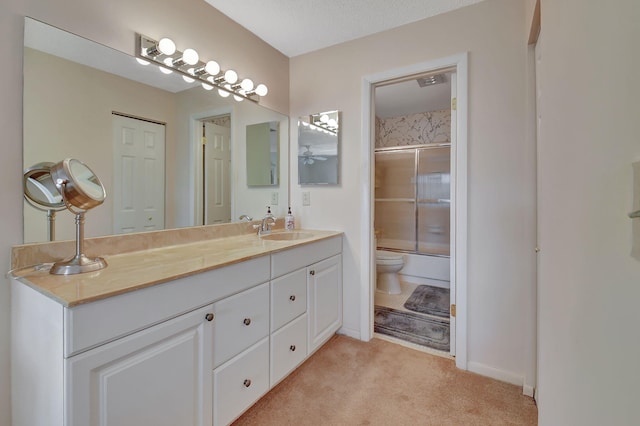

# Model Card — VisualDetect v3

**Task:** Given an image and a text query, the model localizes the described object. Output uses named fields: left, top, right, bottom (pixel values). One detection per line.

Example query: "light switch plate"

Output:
left=302, top=192, right=311, bottom=206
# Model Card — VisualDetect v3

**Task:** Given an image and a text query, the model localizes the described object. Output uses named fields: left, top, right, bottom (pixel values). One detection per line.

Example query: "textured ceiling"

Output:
left=204, top=0, right=485, bottom=57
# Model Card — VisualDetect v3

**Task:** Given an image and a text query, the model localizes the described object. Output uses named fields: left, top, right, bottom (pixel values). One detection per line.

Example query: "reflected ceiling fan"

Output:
left=301, top=145, right=327, bottom=165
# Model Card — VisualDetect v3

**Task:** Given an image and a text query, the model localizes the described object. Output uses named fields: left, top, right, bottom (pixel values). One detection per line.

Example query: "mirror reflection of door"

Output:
left=112, top=114, right=166, bottom=234
left=203, top=119, right=231, bottom=224
left=246, top=121, right=279, bottom=186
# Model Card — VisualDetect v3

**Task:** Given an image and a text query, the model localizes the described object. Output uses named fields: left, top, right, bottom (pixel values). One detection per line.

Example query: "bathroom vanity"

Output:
left=10, top=229, right=342, bottom=426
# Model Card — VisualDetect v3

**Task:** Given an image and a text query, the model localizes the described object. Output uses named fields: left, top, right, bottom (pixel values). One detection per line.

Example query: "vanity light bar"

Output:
left=309, top=111, right=339, bottom=135
left=137, top=34, right=268, bottom=103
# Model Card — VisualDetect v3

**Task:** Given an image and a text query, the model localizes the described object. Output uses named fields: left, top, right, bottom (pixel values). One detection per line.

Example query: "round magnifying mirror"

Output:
left=50, top=158, right=106, bottom=210
left=23, top=162, right=65, bottom=209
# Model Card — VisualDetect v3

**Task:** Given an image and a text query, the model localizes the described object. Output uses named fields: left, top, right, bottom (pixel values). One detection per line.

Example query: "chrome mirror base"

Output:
left=50, top=254, right=107, bottom=275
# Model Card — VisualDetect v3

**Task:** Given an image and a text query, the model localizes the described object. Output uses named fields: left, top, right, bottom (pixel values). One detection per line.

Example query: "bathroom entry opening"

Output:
left=370, top=63, right=460, bottom=358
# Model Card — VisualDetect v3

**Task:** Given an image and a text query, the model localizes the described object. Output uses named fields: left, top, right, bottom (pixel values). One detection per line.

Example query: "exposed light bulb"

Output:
left=205, top=60, right=220, bottom=75
left=254, top=84, right=268, bottom=97
left=320, top=114, right=329, bottom=123
left=218, top=84, right=232, bottom=98
left=327, top=118, right=338, bottom=128
left=136, top=58, right=150, bottom=66
left=157, top=38, right=176, bottom=55
left=201, top=82, right=213, bottom=90
left=159, top=66, right=172, bottom=74
left=224, top=69, right=238, bottom=84
left=240, top=78, right=254, bottom=91
left=183, top=75, right=195, bottom=83
left=182, top=48, right=199, bottom=65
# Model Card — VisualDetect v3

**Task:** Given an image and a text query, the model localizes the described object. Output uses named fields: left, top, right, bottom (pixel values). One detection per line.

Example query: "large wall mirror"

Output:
left=298, top=110, right=340, bottom=185
left=23, top=17, right=289, bottom=243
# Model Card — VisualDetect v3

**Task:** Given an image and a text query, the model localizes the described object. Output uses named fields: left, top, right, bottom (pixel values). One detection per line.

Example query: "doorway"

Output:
left=361, top=53, right=468, bottom=369
left=201, top=117, right=232, bottom=225
left=189, top=108, right=234, bottom=227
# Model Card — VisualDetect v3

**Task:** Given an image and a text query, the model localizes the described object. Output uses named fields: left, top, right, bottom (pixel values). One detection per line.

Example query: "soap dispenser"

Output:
left=285, top=207, right=295, bottom=230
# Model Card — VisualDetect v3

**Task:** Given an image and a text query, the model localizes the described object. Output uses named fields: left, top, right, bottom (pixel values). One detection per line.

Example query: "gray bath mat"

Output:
left=403, top=285, right=450, bottom=318
left=374, top=306, right=450, bottom=351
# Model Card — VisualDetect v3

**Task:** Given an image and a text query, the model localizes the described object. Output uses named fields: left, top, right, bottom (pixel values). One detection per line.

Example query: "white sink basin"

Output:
left=260, top=231, right=314, bottom=241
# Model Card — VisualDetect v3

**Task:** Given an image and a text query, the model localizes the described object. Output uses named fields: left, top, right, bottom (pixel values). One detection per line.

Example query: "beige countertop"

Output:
left=10, top=230, right=342, bottom=308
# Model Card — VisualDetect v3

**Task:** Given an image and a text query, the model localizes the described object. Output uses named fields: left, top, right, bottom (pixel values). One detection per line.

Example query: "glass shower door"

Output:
left=374, top=150, right=416, bottom=251
left=417, top=146, right=450, bottom=256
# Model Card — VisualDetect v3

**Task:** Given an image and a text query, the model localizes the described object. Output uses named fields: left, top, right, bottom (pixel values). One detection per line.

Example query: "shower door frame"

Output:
left=374, top=143, right=452, bottom=257
left=361, top=53, right=468, bottom=369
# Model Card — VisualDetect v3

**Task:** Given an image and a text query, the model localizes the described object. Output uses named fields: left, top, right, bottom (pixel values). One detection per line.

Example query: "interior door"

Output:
left=112, top=114, right=165, bottom=234
left=203, top=121, right=231, bottom=224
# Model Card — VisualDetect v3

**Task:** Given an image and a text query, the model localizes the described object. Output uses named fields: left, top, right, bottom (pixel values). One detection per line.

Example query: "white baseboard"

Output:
left=523, top=384, right=535, bottom=397
left=337, top=326, right=361, bottom=341
left=467, top=361, right=523, bottom=387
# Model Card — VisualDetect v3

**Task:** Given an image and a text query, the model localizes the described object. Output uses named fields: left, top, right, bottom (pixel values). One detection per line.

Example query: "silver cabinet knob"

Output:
left=289, top=295, right=296, bottom=301
left=243, top=318, right=251, bottom=326
left=309, top=270, right=315, bottom=276
left=243, top=379, right=251, bottom=388
left=290, top=345, right=296, bottom=352
left=205, top=313, right=214, bottom=322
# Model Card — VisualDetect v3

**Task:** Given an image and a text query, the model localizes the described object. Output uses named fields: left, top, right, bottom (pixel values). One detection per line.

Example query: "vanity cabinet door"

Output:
left=65, top=305, right=214, bottom=426
left=307, top=254, right=343, bottom=353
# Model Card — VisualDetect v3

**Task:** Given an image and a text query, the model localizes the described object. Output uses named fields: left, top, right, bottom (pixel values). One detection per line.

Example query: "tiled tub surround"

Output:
left=375, top=108, right=451, bottom=148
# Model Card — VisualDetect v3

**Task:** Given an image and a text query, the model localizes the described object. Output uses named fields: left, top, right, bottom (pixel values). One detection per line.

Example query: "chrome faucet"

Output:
left=239, top=214, right=253, bottom=222
left=255, top=207, right=276, bottom=235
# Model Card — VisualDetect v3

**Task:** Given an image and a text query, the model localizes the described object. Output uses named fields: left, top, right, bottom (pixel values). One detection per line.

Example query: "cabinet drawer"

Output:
left=212, top=282, right=269, bottom=368
left=270, top=268, right=307, bottom=331
left=270, top=313, right=308, bottom=387
left=213, top=338, right=269, bottom=426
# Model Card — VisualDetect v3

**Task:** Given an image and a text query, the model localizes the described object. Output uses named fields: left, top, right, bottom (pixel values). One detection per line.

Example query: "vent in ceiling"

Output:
left=416, top=74, right=445, bottom=88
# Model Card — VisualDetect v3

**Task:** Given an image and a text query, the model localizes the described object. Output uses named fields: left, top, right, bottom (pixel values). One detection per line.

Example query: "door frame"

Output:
left=189, top=107, right=234, bottom=226
left=360, top=52, right=468, bottom=370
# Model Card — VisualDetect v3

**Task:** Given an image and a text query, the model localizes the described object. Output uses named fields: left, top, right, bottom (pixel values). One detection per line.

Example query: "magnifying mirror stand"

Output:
left=46, top=209, right=57, bottom=242
left=50, top=211, right=107, bottom=275
left=24, top=197, right=60, bottom=242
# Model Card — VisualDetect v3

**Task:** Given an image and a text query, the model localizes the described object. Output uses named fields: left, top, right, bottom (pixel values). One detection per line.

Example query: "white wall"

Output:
left=0, top=1, right=289, bottom=424
left=290, top=0, right=535, bottom=386
left=536, top=0, right=640, bottom=424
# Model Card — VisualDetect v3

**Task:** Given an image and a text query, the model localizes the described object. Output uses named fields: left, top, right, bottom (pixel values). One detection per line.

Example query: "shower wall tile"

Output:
left=376, top=109, right=451, bottom=147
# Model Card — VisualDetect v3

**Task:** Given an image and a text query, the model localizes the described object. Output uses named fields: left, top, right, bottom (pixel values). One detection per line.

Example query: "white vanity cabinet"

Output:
left=11, top=233, right=343, bottom=426
left=66, top=304, right=214, bottom=426
left=270, top=236, right=343, bottom=371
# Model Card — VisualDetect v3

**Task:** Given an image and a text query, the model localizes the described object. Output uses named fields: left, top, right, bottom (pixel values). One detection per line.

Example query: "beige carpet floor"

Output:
left=234, top=335, right=537, bottom=426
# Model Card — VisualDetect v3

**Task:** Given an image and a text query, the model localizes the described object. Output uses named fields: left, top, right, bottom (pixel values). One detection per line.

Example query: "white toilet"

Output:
left=375, top=250, right=405, bottom=294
